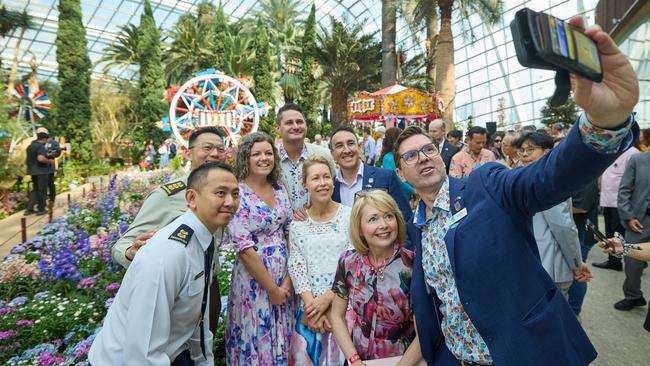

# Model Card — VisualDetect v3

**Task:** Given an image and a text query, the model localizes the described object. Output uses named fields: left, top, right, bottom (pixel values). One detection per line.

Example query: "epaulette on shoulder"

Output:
left=161, top=181, right=186, bottom=196
left=169, top=224, right=193, bottom=246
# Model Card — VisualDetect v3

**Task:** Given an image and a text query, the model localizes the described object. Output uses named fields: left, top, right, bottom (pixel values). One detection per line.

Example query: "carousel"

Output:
left=163, top=69, right=269, bottom=148
left=347, top=83, right=443, bottom=129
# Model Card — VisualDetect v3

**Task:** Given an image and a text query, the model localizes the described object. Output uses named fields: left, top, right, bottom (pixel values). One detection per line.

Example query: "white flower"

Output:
left=56, top=312, right=63, bottom=316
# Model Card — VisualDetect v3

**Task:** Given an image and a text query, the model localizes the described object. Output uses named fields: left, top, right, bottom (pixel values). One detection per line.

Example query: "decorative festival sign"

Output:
left=167, top=69, right=269, bottom=148
left=347, top=83, right=442, bottom=128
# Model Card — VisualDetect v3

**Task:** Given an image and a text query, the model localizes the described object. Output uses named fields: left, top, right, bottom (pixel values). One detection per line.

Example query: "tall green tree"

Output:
left=253, top=18, right=275, bottom=136
left=540, top=96, right=578, bottom=130
left=316, top=18, right=381, bottom=127
left=253, top=0, right=303, bottom=102
left=55, top=0, right=93, bottom=162
left=299, top=4, right=319, bottom=138
left=212, top=1, right=230, bottom=73
left=435, top=0, right=502, bottom=125
left=136, top=0, right=166, bottom=145
left=96, top=23, right=139, bottom=73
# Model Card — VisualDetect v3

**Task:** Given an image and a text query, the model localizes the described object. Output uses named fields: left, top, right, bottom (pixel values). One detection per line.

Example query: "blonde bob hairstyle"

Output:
left=349, top=189, right=407, bottom=254
left=301, top=156, right=335, bottom=186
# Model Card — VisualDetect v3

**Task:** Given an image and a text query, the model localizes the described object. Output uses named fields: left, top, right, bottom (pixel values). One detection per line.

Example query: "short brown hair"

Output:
left=393, top=126, right=433, bottom=168
left=301, top=156, right=334, bottom=185
left=349, top=190, right=406, bottom=254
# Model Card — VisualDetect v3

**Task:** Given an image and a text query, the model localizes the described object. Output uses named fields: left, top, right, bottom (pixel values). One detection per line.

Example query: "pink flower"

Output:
left=16, top=319, right=34, bottom=326
left=0, top=329, right=18, bottom=339
left=0, top=307, right=15, bottom=315
left=105, top=282, right=120, bottom=292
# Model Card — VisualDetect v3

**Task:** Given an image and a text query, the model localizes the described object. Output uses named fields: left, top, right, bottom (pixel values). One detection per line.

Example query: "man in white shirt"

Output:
left=276, top=103, right=335, bottom=212
left=89, top=162, right=240, bottom=366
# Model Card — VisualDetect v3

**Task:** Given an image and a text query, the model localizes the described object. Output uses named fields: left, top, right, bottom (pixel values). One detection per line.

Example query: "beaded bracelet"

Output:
left=613, top=232, right=643, bottom=258
left=348, top=353, right=361, bottom=364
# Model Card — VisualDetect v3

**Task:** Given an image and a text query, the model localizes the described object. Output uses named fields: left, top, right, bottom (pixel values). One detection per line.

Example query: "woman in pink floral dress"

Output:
left=329, top=190, right=422, bottom=365
left=225, top=132, right=294, bottom=365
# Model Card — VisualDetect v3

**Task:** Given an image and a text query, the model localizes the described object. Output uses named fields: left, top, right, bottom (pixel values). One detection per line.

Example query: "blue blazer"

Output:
left=333, top=163, right=413, bottom=225
left=411, top=121, right=639, bottom=366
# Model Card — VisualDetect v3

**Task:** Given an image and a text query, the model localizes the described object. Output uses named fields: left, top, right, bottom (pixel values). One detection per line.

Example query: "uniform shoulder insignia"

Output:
left=169, top=224, right=194, bottom=246
left=161, top=180, right=186, bottom=196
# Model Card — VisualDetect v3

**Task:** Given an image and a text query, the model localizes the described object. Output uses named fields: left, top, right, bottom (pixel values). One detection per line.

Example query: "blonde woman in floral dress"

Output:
left=225, top=132, right=294, bottom=365
left=329, top=190, right=422, bottom=365
left=288, top=157, right=351, bottom=365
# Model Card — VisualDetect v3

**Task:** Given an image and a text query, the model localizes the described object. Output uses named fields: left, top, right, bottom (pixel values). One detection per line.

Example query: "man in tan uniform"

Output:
left=112, top=127, right=226, bottom=332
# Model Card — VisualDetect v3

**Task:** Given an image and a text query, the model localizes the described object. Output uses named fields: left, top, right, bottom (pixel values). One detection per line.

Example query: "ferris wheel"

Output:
left=168, top=70, right=267, bottom=148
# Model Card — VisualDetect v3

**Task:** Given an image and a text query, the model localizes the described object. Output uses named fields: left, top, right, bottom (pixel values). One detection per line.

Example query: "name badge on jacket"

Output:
left=449, top=208, right=467, bottom=228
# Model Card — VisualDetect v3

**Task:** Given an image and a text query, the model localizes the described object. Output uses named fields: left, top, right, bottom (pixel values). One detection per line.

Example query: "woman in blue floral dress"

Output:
left=225, top=132, right=294, bottom=365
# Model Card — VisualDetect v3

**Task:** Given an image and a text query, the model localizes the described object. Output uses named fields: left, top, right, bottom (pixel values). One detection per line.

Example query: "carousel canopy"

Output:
left=347, top=83, right=443, bottom=127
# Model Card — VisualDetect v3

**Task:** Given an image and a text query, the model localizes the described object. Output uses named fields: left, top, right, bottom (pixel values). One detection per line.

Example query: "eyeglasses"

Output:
left=399, top=143, right=439, bottom=165
left=189, top=143, right=226, bottom=154
left=493, top=139, right=502, bottom=143
left=518, top=146, right=540, bottom=155
left=354, top=188, right=388, bottom=201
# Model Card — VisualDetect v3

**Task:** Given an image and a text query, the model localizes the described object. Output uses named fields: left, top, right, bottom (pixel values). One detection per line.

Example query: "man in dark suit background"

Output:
left=615, top=151, right=650, bottom=310
left=329, top=125, right=412, bottom=224
left=428, top=118, right=460, bottom=173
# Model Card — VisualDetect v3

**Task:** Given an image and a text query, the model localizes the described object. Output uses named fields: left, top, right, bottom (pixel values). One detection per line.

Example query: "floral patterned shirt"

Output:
left=414, top=179, right=493, bottom=364
left=332, top=246, right=415, bottom=360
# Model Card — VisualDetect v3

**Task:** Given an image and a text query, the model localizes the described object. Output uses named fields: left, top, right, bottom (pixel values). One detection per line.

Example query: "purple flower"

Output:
left=105, top=282, right=120, bottom=292
left=0, top=307, right=15, bottom=314
left=104, top=297, right=114, bottom=309
left=0, top=329, right=18, bottom=340
left=16, top=319, right=34, bottom=326
left=36, top=352, right=66, bottom=365
left=77, top=273, right=101, bottom=289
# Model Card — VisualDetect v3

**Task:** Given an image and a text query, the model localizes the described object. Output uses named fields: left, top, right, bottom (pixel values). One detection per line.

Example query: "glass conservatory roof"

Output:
left=1, top=0, right=424, bottom=82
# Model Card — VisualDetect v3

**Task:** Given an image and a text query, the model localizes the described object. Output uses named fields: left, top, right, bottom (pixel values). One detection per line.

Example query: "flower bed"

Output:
left=0, top=170, right=238, bottom=365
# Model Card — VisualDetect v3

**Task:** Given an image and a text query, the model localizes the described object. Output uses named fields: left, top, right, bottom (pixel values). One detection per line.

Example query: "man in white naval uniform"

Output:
left=89, top=162, right=240, bottom=366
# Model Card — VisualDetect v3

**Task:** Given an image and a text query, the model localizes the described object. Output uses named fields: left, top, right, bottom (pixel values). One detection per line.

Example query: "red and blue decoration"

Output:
left=12, top=84, right=51, bottom=122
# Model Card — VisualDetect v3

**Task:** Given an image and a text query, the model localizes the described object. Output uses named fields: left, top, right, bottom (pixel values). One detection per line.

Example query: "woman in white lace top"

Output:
left=288, top=156, right=351, bottom=365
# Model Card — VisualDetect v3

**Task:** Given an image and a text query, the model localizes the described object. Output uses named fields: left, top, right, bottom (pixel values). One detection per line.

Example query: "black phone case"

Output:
left=510, top=8, right=603, bottom=82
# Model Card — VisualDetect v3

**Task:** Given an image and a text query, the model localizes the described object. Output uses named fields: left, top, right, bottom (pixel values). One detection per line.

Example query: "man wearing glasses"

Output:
left=112, top=127, right=227, bottom=334
left=393, top=16, right=639, bottom=366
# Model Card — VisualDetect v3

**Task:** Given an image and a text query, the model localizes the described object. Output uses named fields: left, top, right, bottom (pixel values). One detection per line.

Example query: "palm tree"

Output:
left=252, top=0, right=303, bottom=102
left=399, top=51, right=428, bottom=90
left=96, top=23, right=139, bottom=73
left=164, top=17, right=214, bottom=85
left=2, top=8, right=34, bottom=94
left=436, top=0, right=502, bottom=124
left=223, top=33, right=256, bottom=78
left=315, top=18, right=381, bottom=127
left=399, top=0, right=437, bottom=92
left=382, top=0, right=397, bottom=86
